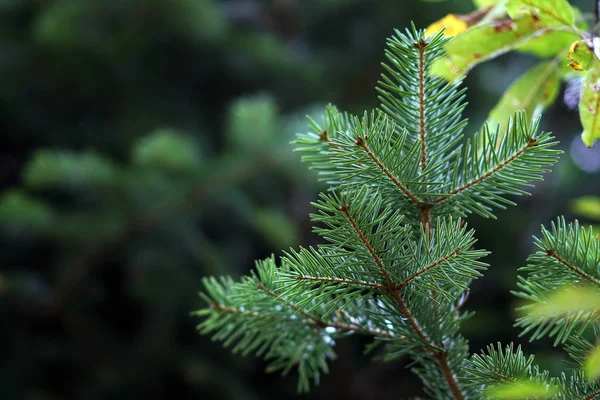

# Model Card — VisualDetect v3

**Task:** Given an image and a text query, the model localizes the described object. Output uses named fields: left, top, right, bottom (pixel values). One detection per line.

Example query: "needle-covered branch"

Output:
left=514, top=218, right=600, bottom=345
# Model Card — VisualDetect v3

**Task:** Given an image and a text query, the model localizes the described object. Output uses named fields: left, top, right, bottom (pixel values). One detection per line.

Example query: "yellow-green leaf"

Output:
left=431, top=16, right=543, bottom=82
left=485, top=381, right=557, bottom=399
left=473, top=0, right=502, bottom=6
left=568, top=40, right=595, bottom=71
left=517, top=30, right=579, bottom=58
left=584, top=343, right=600, bottom=381
left=487, top=61, right=560, bottom=134
left=506, top=0, right=575, bottom=27
left=571, top=196, right=600, bottom=220
left=579, top=62, right=600, bottom=147
left=526, top=285, right=600, bottom=319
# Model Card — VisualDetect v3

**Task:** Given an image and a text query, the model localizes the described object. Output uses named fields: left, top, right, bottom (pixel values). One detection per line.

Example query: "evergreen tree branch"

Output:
left=488, top=371, right=516, bottom=383
left=434, top=352, right=466, bottom=400
left=514, top=218, right=600, bottom=344
left=340, top=203, right=465, bottom=400
left=354, top=136, right=421, bottom=204
left=209, top=299, right=396, bottom=339
left=433, top=137, right=537, bottom=205
left=395, top=246, right=463, bottom=290
left=546, top=249, right=600, bottom=288
left=294, top=105, right=351, bottom=182
left=257, top=282, right=382, bottom=333
left=295, top=276, right=389, bottom=291
left=338, top=203, right=400, bottom=289
left=430, top=113, right=560, bottom=219
left=462, top=343, right=548, bottom=391
left=318, top=128, right=342, bottom=151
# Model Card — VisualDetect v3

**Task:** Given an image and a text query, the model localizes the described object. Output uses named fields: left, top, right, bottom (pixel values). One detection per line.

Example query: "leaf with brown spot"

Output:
left=579, top=61, right=600, bottom=147
left=431, top=15, right=545, bottom=82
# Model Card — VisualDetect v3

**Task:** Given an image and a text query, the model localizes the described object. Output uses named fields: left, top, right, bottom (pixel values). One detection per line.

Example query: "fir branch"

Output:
left=378, top=27, right=467, bottom=175
left=514, top=218, right=600, bottom=344
left=355, top=136, right=421, bottom=204
left=341, top=201, right=465, bottom=399
left=257, top=280, right=389, bottom=335
left=339, top=204, right=397, bottom=286
left=433, top=137, right=538, bottom=205
left=395, top=247, right=463, bottom=290
left=462, top=343, right=548, bottom=391
left=488, top=371, right=516, bottom=383
left=431, top=113, right=560, bottom=219
left=294, top=104, right=351, bottom=181
left=546, top=249, right=600, bottom=288
left=295, top=276, right=389, bottom=291
left=434, top=352, right=466, bottom=400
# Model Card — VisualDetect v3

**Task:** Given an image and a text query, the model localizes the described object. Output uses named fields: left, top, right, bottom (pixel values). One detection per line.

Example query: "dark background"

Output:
left=0, top=0, right=599, bottom=399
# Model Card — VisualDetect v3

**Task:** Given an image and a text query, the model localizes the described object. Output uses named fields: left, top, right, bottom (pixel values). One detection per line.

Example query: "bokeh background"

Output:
left=0, top=0, right=599, bottom=399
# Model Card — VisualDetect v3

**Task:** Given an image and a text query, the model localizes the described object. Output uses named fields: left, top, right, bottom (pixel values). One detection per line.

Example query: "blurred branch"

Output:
left=45, top=154, right=272, bottom=314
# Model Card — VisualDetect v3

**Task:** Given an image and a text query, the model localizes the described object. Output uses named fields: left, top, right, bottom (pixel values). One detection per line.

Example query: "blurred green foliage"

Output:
left=0, top=0, right=598, bottom=399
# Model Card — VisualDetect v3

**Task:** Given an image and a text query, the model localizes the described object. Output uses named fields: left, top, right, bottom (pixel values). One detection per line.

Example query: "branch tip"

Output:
left=319, top=129, right=328, bottom=141
left=413, top=38, right=429, bottom=49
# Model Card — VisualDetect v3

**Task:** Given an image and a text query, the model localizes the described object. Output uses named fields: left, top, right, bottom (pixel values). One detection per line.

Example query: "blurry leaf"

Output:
left=172, top=0, right=227, bottom=42
left=571, top=196, right=600, bottom=220
left=23, top=150, right=119, bottom=189
left=425, top=14, right=469, bottom=37
left=473, top=0, right=503, bottom=6
left=485, top=380, right=557, bottom=399
left=579, top=62, right=600, bottom=147
left=506, top=0, right=575, bottom=27
left=487, top=61, right=560, bottom=133
left=53, top=213, right=123, bottom=242
left=133, top=129, right=203, bottom=172
left=227, top=95, right=280, bottom=152
left=431, top=16, right=542, bottom=82
left=517, top=30, right=578, bottom=58
left=33, top=1, right=88, bottom=47
left=568, top=40, right=595, bottom=71
left=584, top=343, right=600, bottom=381
left=0, top=189, right=55, bottom=230
left=526, top=285, right=600, bottom=319
left=252, top=208, right=299, bottom=249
